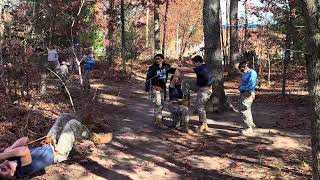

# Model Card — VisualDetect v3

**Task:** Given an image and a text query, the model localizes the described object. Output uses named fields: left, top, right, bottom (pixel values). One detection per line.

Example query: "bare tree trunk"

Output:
left=176, top=24, right=180, bottom=55
left=120, top=0, right=126, bottom=74
left=219, top=9, right=226, bottom=66
left=268, top=54, right=271, bottom=86
left=203, top=0, right=229, bottom=112
left=300, top=0, right=320, bottom=179
left=0, top=2, right=11, bottom=101
left=154, top=0, right=161, bottom=54
left=145, top=0, right=150, bottom=48
left=241, top=0, right=248, bottom=54
left=179, top=21, right=199, bottom=60
left=225, top=0, right=230, bottom=64
left=162, top=0, right=169, bottom=56
left=107, top=0, right=115, bottom=68
left=282, top=5, right=293, bottom=97
left=228, top=0, right=241, bottom=76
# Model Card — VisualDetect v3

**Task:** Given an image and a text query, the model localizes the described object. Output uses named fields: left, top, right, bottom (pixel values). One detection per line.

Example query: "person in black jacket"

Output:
left=145, top=54, right=172, bottom=129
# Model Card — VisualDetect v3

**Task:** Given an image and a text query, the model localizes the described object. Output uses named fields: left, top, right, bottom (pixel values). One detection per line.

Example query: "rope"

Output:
left=27, top=136, right=48, bottom=145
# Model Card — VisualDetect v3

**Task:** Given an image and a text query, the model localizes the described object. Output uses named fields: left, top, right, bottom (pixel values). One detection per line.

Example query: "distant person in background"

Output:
left=81, top=48, right=96, bottom=90
left=238, top=61, right=258, bottom=135
left=47, top=45, right=59, bottom=71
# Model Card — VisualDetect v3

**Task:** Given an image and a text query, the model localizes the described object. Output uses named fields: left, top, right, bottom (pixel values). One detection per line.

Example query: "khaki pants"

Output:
left=47, top=113, right=89, bottom=163
left=83, top=70, right=93, bottom=89
left=182, top=79, right=212, bottom=123
left=239, top=92, right=255, bottom=129
left=151, top=88, right=164, bottom=119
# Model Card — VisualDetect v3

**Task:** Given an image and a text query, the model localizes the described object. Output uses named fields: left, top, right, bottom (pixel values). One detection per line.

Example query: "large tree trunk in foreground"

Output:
left=203, top=0, right=229, bottom=112
left=154, top=0, right=161, bottom=54
left=228, top=0, right=241, bottom=76
left=300, top=0, right=320, bottom=179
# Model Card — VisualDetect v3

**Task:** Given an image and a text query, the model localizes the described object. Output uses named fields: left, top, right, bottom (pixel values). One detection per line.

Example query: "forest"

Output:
left=0, top=0, right=319, bottom=179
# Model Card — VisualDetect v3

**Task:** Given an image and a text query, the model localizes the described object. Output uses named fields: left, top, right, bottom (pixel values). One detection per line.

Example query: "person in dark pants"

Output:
left=238, top=62, right=258, bottom=135
left=145, top=54, right=172, bottom=129
left=176, top=55, right=213, bottom=133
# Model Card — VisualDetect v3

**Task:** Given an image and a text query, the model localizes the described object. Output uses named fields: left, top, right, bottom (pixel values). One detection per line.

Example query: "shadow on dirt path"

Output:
left=40, top=78, right=311, bottom=179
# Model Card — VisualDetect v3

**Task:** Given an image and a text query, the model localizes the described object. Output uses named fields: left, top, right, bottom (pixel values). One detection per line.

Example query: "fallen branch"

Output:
left=47, top=68, right=76, bottom=112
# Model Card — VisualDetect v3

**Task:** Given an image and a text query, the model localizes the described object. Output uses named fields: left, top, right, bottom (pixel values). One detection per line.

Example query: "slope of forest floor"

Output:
left=0, top=63, right=312, bottom=179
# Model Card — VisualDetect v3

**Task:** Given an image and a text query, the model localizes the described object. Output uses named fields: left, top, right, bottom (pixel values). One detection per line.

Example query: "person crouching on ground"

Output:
left=164, top=69, right=193, bottom=134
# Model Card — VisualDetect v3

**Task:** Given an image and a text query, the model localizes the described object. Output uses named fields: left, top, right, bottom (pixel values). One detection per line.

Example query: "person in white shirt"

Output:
left=47, top=45, right=60, bottom=71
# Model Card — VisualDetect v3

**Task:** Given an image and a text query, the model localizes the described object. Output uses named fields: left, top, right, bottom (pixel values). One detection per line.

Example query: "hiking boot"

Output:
left=182, top=99, right=190, bottom=106
left=182, top=126, right=193, bottom=134
left=198, top=123, right=209, bottom=133
left=154, top=118, right=168, bottom=130
left=241, top=128, right=254, bottom=136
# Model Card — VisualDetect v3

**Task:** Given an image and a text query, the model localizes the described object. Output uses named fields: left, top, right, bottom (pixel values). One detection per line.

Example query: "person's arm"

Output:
left=4, top=137, right=29, bottom=152
left=246, top=71, right=257, bottom=96
left=0, top=147, right=30, bottom=161
left=175, top=66, right=194, bottom=73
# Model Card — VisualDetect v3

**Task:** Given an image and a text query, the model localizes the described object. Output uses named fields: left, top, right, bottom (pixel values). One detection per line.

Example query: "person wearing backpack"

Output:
left=175, top=55, right=213, bottom=133
left=81, top=48, right=95, bottom=90
left=145, top=54, right=172, bottom=129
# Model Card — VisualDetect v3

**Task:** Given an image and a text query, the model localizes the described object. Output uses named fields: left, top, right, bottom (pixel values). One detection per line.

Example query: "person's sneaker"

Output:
left=241, top=128, right=254, bottom=136
left=154, top=118, right=168, bottom=130
left=198, top=123, right=209, bottom=133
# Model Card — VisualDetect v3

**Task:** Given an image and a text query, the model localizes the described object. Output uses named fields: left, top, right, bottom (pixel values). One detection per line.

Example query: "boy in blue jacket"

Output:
left=81, top=48, right=95, bottom=90
left=238, top=62, right=258, bottom=135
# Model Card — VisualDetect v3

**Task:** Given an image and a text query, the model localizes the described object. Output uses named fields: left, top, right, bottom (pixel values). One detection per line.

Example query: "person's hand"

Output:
left=0, top=160, right=16, bottom=177
left=250, top=92, right=255, bottom=99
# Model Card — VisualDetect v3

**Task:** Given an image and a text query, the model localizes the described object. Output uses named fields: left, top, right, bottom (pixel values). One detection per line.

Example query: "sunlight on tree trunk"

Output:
left=162, top=0, right=169, bottom=56
left=146, top=0, right=150, bottom=48
left=154, top=0, right=161, bottom=54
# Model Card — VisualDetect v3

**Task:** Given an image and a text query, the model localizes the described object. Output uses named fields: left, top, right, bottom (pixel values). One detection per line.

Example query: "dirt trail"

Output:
left=39, top=77, right=311, bottom=180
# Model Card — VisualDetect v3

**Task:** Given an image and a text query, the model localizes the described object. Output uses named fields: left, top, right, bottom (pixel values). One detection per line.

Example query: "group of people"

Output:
left=0, top=53, right=258, bottom=179
left=46, top=45, right=96, bottom=89
left=146, top=54, right=258, bottom=135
